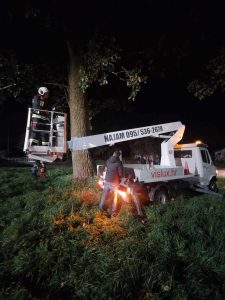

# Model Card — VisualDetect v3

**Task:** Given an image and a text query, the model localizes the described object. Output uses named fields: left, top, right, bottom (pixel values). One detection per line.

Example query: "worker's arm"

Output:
left=32, top=95, right=39, bottom=110
left=118, top=161, right=124, bottom=180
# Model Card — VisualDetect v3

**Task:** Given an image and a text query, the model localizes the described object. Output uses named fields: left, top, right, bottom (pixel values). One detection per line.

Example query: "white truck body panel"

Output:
left=123, top=164, right=194, bottom=183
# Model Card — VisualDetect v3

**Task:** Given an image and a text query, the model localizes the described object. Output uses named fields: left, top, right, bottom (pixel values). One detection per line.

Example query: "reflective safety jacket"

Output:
left=32, top=95, right=49, bottom=121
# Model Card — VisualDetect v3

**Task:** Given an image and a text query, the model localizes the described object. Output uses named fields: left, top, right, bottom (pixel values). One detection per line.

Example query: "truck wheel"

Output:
left=154, top=188, right=169, bottom=204
left=208, top=178, right=218, bottom=193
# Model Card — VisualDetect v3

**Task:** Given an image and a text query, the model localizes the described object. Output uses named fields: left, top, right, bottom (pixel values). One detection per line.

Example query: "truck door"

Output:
left=200, top=149, right=214, bottom=185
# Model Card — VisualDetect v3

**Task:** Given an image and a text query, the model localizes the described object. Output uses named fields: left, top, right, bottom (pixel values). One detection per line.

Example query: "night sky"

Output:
left=0, top=0, right=225, bottom=153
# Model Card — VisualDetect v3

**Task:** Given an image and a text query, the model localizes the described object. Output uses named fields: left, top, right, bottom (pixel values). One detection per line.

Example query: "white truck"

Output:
left=24, top=111, right=220, bottom=202
left=68, top=120, right=220, bottom=204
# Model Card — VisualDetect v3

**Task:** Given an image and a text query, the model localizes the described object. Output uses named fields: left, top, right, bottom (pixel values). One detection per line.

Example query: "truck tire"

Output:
left=208, top=178, right=218, bottom=193
left=154, top=188, right=169, bottom=204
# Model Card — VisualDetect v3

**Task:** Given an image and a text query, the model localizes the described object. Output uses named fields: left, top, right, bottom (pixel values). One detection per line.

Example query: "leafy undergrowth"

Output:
left=0, top=167, right=225, bottom=299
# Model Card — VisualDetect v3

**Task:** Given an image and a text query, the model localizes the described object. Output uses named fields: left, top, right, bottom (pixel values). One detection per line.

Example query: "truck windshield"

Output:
left=201, top=149, right=211, bottom=164
left=174, top=150, right=192, bottom=158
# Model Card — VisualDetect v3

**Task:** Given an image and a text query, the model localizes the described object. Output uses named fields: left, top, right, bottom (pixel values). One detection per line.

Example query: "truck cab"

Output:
left=174, top=142, right=217, bottom=191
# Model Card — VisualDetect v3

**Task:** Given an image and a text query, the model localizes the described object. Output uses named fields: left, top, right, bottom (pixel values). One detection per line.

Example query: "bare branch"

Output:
left=44, top=82, right=67, bottom=88
left=124, top=50, right=145, bottom=58
left=64, top=88, right=69, bottom=104
left=111, top=71, right=127, bottom=81
left=0, top=83, right=16, bottom=91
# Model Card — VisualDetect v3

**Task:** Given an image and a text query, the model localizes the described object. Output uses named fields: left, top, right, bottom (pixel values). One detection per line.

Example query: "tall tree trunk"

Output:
left=67, top=42, right=95, bottom=178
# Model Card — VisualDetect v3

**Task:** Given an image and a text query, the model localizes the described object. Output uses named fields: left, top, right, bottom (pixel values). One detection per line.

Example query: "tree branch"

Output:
left=0, top=83, right=16, bottom=91
left=44, top=82, right=67, bottom=88
left=111, top=71, right=127, bottom=81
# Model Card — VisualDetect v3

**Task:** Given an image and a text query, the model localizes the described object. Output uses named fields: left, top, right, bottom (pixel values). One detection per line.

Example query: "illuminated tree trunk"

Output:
left=67, top=42, right=95, bottom=178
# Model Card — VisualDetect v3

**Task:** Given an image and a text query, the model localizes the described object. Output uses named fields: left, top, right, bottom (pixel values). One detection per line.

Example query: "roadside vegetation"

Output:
left=1, top=165, right=225, bottom=299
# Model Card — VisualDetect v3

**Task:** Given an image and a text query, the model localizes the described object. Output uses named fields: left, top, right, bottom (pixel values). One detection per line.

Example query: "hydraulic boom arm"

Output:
left=68, top=121, right=185, bottom=155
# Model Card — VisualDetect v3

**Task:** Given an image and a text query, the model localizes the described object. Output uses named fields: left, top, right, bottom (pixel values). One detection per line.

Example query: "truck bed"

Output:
left=97, top=164, right=195, bottom=184
left=123, top=164, right=195, bottom=183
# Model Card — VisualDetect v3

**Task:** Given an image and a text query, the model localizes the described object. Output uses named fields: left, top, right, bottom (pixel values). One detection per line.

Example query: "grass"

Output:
left=0, top=165, right=225, bottom=299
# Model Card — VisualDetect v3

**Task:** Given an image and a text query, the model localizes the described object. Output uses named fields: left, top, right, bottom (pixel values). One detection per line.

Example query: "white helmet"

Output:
left=38, top=87, right=49, bottom=95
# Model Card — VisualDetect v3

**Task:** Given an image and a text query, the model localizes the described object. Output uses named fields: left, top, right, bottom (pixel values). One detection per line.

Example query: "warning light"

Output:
left=195, top=140, right=202, bottom=145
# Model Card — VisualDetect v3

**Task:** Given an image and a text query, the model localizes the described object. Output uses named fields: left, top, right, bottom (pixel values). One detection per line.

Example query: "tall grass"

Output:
left=1, top=166, right=225, bottom=299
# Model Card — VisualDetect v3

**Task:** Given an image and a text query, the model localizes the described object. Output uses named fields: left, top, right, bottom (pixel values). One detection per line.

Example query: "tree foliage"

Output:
left=188, top=48, right=225, bottom=100
left=0, top=1, right=150, bottom=177
left=76, top=35, right=147, bottom=101
left=0, top=54, right=33, bottom=102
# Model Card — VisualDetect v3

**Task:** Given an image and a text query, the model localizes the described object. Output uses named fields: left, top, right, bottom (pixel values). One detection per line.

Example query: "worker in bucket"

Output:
left=29, top=87, right=50, bottom=146
left=99, top=149, right=123, bottom=218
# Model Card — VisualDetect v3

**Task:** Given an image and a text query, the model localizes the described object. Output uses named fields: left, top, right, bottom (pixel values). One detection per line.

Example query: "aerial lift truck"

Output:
left=68, top=120, right=219, bottom=203
left=24, top=110, right=219, bottom=203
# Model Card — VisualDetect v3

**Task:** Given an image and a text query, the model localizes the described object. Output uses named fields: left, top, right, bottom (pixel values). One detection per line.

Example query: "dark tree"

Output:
left=0, top=1, right=147, bottom=177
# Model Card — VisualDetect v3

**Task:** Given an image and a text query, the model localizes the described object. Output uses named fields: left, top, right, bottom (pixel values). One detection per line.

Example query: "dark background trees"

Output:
left=1, top=0, right=225, bottom=175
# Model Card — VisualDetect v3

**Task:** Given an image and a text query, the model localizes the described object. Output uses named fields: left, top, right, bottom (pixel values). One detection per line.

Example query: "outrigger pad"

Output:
left=28, top=154, right=57, bottom=163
